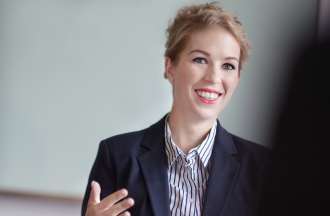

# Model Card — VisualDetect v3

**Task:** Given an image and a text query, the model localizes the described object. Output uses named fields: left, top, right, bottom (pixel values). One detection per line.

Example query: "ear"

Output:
left=165, top=57, right=175, bottom=84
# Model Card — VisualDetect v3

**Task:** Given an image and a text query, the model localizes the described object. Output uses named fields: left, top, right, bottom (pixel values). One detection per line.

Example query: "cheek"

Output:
left=176, top=72, right=195, bottom=87
left=172, top=64, right=200, bottom=92
left=225, top=76, right=240, bottom=92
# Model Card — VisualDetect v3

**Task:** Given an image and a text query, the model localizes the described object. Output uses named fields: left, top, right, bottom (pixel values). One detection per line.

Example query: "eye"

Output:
left=222, top=63, right=236, bottom=71
left=192, top=57, right=208, bottom=64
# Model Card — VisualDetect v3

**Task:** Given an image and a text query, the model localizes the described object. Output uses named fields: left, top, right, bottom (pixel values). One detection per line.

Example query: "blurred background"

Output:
left=0, top=0, right=328, bottom=215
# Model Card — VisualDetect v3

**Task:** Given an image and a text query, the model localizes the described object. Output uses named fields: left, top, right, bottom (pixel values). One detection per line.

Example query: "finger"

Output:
left=99, top=188, right=128, bottom=209
left=88, top=180, right=101, bottom=206
left=106, top=198, right=134, bottom=216
left=118, top=211, right=131, bottom=216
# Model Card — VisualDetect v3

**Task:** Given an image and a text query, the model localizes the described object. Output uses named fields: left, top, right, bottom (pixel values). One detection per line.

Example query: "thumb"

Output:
left=88, top=180, right=101, bottom=205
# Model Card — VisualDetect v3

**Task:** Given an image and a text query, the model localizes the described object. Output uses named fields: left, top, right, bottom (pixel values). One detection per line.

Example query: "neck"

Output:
left=168, top=107, right=216, bottom=154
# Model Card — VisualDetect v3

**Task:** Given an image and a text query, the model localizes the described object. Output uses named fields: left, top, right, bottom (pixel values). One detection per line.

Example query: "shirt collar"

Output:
left=164, top=114, right=217, bottom=168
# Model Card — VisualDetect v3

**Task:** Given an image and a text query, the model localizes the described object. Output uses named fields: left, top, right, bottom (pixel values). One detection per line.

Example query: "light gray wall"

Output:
left=0, top=0, right=318, bottom=198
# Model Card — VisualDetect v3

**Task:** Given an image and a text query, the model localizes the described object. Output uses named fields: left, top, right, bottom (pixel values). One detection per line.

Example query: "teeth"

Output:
left=196, top=90, right=219, bottom=100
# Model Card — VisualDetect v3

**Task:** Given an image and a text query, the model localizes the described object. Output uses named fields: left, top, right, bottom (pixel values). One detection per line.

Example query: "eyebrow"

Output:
left=189, top=49, right=210, bottom=56
left=189, top=49, right=239, bottom=62
left=225, top=57, right=239, bottom=63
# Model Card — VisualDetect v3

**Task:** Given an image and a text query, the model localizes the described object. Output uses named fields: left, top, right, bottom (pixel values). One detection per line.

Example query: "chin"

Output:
left=193, top=108, right=220, bottom=122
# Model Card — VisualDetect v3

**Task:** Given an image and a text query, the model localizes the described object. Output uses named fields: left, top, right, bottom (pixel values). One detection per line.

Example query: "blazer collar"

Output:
left=202, top=120, right=240, bottom=216
left=138, top=115, right=240, bottom=216
left=138, top=115, right=170, bottom=216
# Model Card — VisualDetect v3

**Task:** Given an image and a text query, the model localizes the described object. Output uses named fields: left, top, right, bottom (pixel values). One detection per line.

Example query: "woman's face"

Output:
left=166, top=26, right=241, bottom=121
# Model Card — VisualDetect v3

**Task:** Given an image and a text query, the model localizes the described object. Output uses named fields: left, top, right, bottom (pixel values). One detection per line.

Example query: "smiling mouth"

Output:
left=195, top=89, right=222, bottom=103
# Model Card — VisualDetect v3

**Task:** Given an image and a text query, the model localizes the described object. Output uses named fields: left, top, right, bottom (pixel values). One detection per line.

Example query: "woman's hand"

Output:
left=85, top=181, right=134, bottom=216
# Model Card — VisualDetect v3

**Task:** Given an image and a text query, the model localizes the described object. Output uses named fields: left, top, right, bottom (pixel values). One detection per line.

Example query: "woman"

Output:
left=82, top=2, right=269, bottom=216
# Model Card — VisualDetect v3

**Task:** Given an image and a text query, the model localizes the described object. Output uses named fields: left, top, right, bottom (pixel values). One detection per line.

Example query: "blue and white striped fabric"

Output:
left=164, top=116, right=217, bottom=216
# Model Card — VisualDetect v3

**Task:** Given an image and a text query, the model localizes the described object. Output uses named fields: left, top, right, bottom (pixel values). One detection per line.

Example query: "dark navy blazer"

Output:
left=81, top=115, right=270, bottom=216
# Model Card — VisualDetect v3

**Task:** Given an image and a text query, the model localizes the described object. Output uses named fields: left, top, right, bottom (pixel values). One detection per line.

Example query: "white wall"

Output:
left=0, top=0, right=318, bottom=200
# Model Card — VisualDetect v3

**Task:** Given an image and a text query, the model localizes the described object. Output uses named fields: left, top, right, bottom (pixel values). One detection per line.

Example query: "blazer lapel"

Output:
left=203, top=121, right=240, bottom=216
left=138, top=116, right=170, bottom=216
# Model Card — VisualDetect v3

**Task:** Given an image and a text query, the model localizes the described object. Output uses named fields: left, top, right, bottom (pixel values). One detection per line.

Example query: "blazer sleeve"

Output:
left=81, top=140, right=116, bottom=216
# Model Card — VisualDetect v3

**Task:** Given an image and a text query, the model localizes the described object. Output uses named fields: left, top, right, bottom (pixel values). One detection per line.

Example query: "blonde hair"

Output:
left=164, top=2, right=250, bottom=78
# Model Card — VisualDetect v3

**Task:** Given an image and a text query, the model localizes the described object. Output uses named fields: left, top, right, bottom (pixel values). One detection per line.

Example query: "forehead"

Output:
left=183, top=26, right=240, bottom=59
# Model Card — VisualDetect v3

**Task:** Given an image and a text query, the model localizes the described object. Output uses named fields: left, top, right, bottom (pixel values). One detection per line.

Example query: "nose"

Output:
left=203, top=64, right=222, bottom=83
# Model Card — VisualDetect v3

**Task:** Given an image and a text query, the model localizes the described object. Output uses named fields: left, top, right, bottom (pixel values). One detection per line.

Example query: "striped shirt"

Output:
left=164, top=116, right=217, bottom=216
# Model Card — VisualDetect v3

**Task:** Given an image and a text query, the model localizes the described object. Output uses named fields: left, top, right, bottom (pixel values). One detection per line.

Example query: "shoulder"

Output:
left=232, top=134, right=270, bottom=158
left=227, top=132, right=271, bottom=169
left=222, top=131, right=272, bottom=185
left=102, top=128, right=146, bottom=145
left=91, top=128, right=149, bottom=168
left=98, top=128, right=148, bottom=155
left=96, top=115, right=166, bottom=159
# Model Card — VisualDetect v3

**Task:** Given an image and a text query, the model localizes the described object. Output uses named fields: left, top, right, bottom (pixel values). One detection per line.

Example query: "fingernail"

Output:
left=121, top=188, right=128, bottom=196
left=127, top=198, right=135, bottom=205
